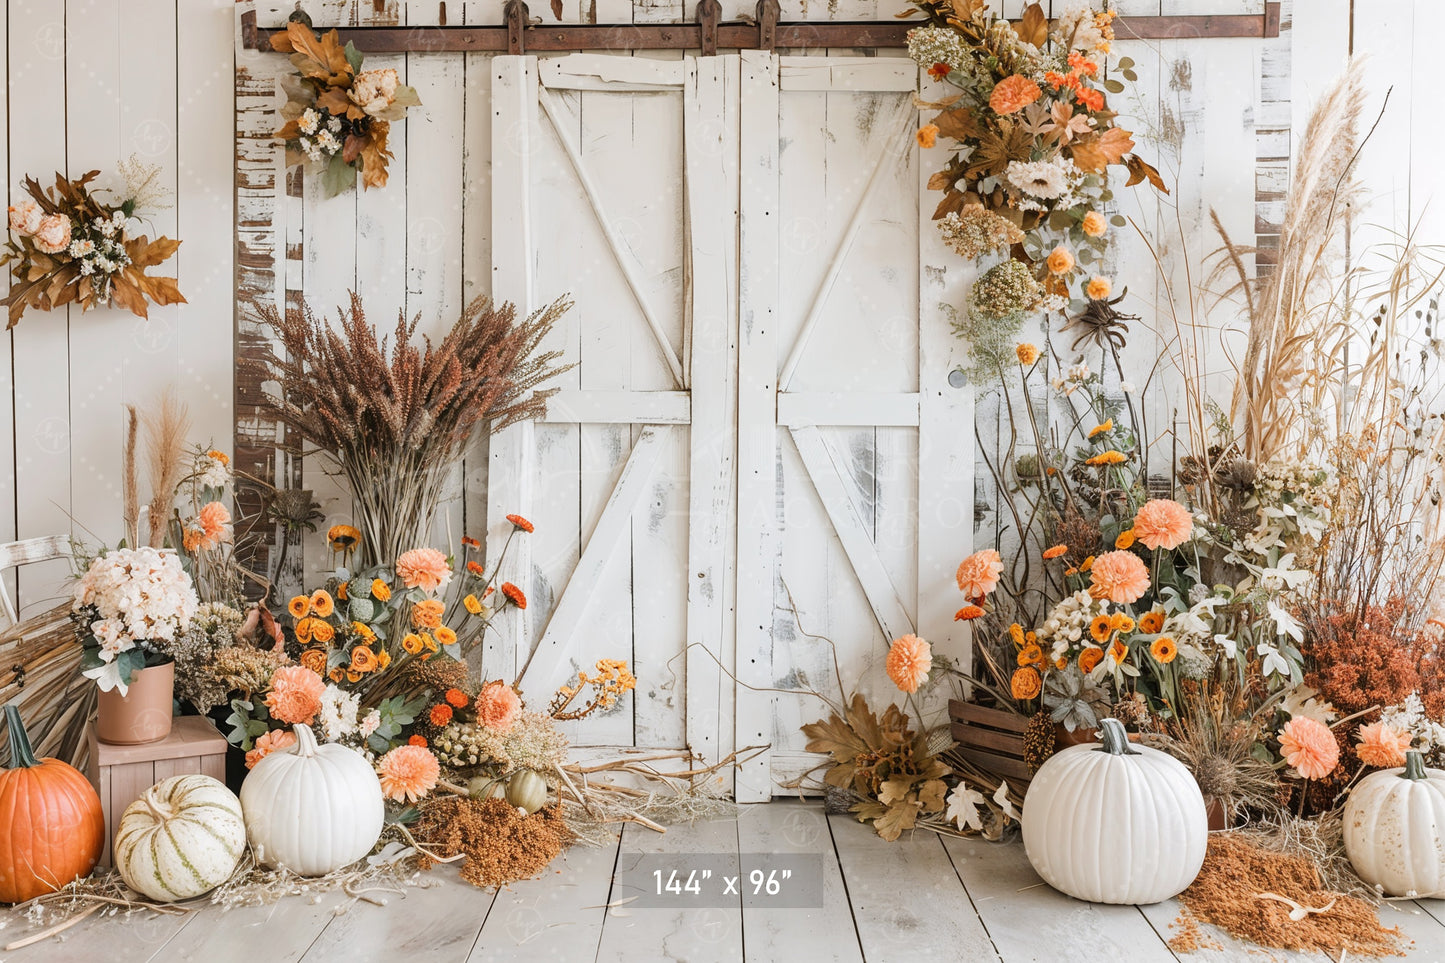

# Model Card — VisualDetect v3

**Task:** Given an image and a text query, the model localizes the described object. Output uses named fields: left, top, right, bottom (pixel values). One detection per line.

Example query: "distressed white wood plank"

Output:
left=778, top=392, right=920, bottom=428
left=827, top=814, right=999, bottom=962
left=301, top=866, right=494, bottom=962
left=488, top=55, right=539, bottom=681
left=153, top=892, right=349, bottom=963
left=778, top=58, right=918, bottom=92
left=596, top=818, right=742, bottom=963
left=10, top=0, right=73, bottom=616
left=11, top=908, right=197, bottom=962
left=734, top=49, right=781, bottom=803
left=467, top=832, right=622, bottom=961
left=789, top=426, right=914, bottom=642
left=518, top=425, right=669, bottom=692
left=537, top=85, right=685, bottom=388
left=540, top=52, right=685, bottom=89
left=178, top=0, right=238, bottom=462
left=943, top=835, right=1180, bottom=963
left=1417, top=898, right=1445, bottom=929
left=915, top=62, right=974, bottom=680
left=684, top=53, right=740, bottom=781
left=736, top=801, right=864, bottom=963
left=0, top=0, right=11, bottom=609
left=541, top=389, right=691, bottom=424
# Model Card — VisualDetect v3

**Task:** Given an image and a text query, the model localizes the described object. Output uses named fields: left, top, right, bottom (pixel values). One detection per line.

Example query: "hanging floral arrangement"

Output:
left=270, top=21, right=422, bottom=196
left=906, top=1, right=1165, bottom=378
left=1, top=159, right=184, bottom=329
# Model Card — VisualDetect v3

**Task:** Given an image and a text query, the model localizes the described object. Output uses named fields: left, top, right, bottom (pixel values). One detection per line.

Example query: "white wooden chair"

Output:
left=0, top=534, right=72, bottom=626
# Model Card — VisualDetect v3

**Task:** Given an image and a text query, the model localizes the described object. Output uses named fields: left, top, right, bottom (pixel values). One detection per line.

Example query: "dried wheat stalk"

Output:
left=250, top=292, right=571, bottom=567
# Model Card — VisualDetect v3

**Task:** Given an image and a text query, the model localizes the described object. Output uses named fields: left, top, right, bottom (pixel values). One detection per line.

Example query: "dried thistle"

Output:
left=251, top=293, right=571, bottom=567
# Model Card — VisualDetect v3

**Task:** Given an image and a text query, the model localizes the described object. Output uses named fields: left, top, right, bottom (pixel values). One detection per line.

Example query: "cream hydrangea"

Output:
left=73, top=547, right=198, bottom=691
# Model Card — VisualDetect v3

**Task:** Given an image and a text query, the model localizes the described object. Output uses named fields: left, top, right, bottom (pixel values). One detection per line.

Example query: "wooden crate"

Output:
left=86, top=715, right=229, bottom=866
left=947, top=699, right=1032, bottom=792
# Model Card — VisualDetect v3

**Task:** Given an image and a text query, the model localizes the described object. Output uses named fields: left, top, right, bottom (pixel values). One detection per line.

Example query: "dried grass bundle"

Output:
left=141, top=389, right=190, bottom=549
left=252, top=292, right=571, bottom=567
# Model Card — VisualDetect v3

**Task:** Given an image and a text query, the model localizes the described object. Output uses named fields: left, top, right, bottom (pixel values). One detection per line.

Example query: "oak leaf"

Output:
left=358, top=122, right=394, bottom=190
left=933, top=189, right=969, bottom=220
left=1070, top=126, right=1135, bottom=172
left=871, top=800, right=920, bottom=841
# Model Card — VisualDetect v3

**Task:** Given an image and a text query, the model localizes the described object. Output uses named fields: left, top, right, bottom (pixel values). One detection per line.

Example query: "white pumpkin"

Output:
left=114, top=774, right=246, bottom=901
left=239, top=724, right=384, bottom=875
left=1344, top=750, right=1445, bottom=897
left=1022, top=718, right=1208, bottom=904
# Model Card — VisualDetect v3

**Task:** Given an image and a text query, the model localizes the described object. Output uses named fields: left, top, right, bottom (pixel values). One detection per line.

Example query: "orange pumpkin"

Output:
left=0, top=704, right=105, bottom=902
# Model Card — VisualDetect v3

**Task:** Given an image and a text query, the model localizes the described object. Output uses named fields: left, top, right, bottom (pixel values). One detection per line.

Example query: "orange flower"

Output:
left=927, top=62, right=951, bottom=80
left=1010, top=667, right=1041, bottom=700
left=1086, top=450, right=1127, bottom=466
left=1115, top=529, right=1136, bottom=550
left=265, top=666, right=326, bottom=725
left=466, top=560, right=485, bottom=576
left=476, top=681, right=521, bottom=732
left=464, top=593, right=484, bottom=615
left=989, top=74, right=1041, bottom=114
left=1089, top=615, right=1113, bottom=643
left=1076, top=87, right=1105, bottom=112
left=206, top=449, right=230, bottom=466
left=411, top=598, right=445, bottom=629
left=1008, top=623, right=1025, bottom=647
left=501, top=582, right=528, bottom=609
left=327, top=524, right=361, bottom=553
left=294, top=617, right=315, bottom=645
left=1109, top=613, right=1135, bottom=633
left=461, top=535, right=481, bottom=549
left=435, top=626, right=457, bottom=647
left=954, top=605, right=985, bottom=621
left=350, top=645, right=379, bottom=673
left=371, top=579, right=392, bottom=602
left=506, top=513, right=535, bottom=533
left=377, top=650, right=391, bottom=671
left=337, top=581, right=349, bottom=600
left=288, top=596, right=311, bottom=619
left=1042, top=544, right=1068, bottom=560
left=956, top=549, right=1003, bottom=598
left=1356, top=722, right=1412, bottom=769
left=346, top=670, right=363, bottom=683
left=402, top=633, right=425, bottom=655
left=310, top=590, right=335, bottom=618
left=1067, top=52, right=1099, bottom=76
left=377, top=744, right=440, bottom=803
left=423, top=633, right=439, bottom=653
left=1138, top=610, right=1165, bottom=634
left=1088, top=419, right=1113, bottom=438
left=329, top=666, right=346, bottom=683
left=1016, top=343, right=1040, bottom=365
left=299, top=648, right=327, bottom=675
left=1085, top=275, right=1113, bottom=300
left=916, top=124, right=939, bottom=149
left=886, top=634, right=933, bottom=693
left=409, top=735, right=428, bottom=747
left=1046, top=246, right=1075, bottom=275
left=1132, top=499, right=1194, bottom=551
left=1054, top=655, right=1069, bottom=670
left=397, top=548, right=451, bottom=592
left=310, top=619, right=335, bottom=644
left=245, top=729, right=297, bottom=770
left=1081, top=211, right=1108, bottom=237
left=1280, top=717, right=1340, bottom=780
left=1078, top=647, right=1104, bottom=673
left=1150, top=636, right=1177, bottom=664
left=193, top=501, right=232, bottom=551
left=1108, top=638, right=1128, bottom=665
left=429, top=703, right=454, bottom=727
left=352, top=621, right=375, bottom=641
left=1017, top=643, right=1044, bottom=667
left=1089, top=550, right=1151, bottom=604
left=445, top=688, right=469, bottom=708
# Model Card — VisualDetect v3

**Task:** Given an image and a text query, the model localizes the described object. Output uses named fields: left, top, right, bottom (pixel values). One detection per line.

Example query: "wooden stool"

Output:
left=86, top=715, right=229, bottom=866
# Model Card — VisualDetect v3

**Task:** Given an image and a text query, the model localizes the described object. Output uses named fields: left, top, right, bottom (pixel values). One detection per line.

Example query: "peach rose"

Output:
left=1085, top=275, right=1113, bottom=300
left=1081, top=211, right=1108, bottom=237
left=32, top=213, right=71, bottom=254
left=8, top=200, right=41, bottom=236
left=1046, top=246, right=1075, bottom=275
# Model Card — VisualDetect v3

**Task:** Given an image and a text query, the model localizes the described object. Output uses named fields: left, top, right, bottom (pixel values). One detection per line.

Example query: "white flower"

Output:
left=73, top=547, right=198, bottom=665
left=79, top=260, right=95, bottom=276
left=1256, top=642, right=1291, bottom=679
left=196, top=451, right=230, bottom=490
left=351, top=67, right=400, bottom=115
left=316, top=130, right=340, bottom=155
left=1006, top=159, right=1067, bottom=200
left=68, top=238, right=95, bottom=258
left=111, top=210, right=126, bottom=227
left=94, top=215, right=116, bottom=237
left=1213, top=634, right=1238, bottom=659
left=1068, top=362, right=1090, bottom=381
left=359, top=709, right=381, bottom=738
left=327, top=116, right=342, bottom=133
left=318, top=683, right=361, bottom=742
left=1267, top=599, right=1305, bottom=642
left=299, top=107, right=321, bottom=135
left=946, top=782, right=987, bottom=831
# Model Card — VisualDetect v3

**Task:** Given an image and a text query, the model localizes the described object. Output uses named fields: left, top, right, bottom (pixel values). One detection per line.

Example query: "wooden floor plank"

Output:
left=1418, top=897, right=1445, bottom=930
left=941, top=834, right=1177, bottom=963
left=736, top=801, right=864, bottom=963
left=467, top=832, right=622, bottom=962
left=1376, top=898, right=1445, bottom=959
left=828, top=815, right=1000, bottom=963
left=594, top=817, right=743, bottom=963
left=4, top=907, right=195, bottom=961
left=299, top=865, right=496, bottom=963
left=145, top=890, right=350, bottom=963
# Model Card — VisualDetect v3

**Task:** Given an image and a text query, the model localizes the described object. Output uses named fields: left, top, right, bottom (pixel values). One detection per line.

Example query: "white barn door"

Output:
left=733, top=52, right=972, bottom=801
left=489, top=54, right=739, bottom=765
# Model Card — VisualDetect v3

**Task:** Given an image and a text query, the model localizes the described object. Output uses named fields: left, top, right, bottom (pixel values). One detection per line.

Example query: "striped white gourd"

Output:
left=1022, top=718, right=1208, bottom=904
left=1344, top=751, right=1445, bottom=897
left=239, top=723, right=384, bottom=875
left=114, top=774, right=246, bottom=901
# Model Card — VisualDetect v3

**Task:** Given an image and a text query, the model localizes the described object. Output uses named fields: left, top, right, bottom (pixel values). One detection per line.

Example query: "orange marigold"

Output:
left=444, top=688, right=470, bottom=708
left=1280, top=716, right=1340, bottom=781
left=245, top=728, right=297, bottom=770
left=371, top=579, right=392, bottom=602
left=1042, top=544, right=1069, bottom=560
left=1115, top=529, right=1136, bottom=549
left=1138, top=610, right=1165, bottom=634
left=501, top=582, right=528, bottom=609
left=429, top=703, right=454, bottom=727
left=886, top=634, right=933, bottom=693
left=409, top=735, right=428, bottom=747
left=916, top=124, right=939, bottom=150
left=954, top=605, right=985, bottom=621
left=1010, top=667, right=1042, bottom=700
left=1089, top=615, right=1113, bottom=643
left=1076, top=87, right=1105, bottom=112
left=1086, top=450, right=1127, bottom=466
left=1109, top=613, right=1135, bottom=633
left=989, top=74, right=1041, bottom=114
left=927, top=62, right=951, bottom=80
left=466, top=560, right=485, bottom=576
left=1088, top=419, right=1114, bottom=439
left=1089, top=550, right=1151, bottom=604
left=1078, top=647, right=1104, bottom=673
left=265, top=666, right=326, bottom=725
left=1016, top=343, right=1041, bottom=365
left=1150, top=636, right=1177, bottom=664
left=1356, top=722, right=1412, bottom=769
left=461, top=535, right=481, bottom=548
left=377, top=744, right=440, bottom=803
left=476, top=681, right=521, bottom=732
left=1108, top=639, right=1128, bottom=664
left=288, top=596, right=310, bottom=619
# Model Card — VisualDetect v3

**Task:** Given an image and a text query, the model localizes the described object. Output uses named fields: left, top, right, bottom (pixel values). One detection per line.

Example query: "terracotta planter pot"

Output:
left=96, top=662, right=175, bottom=745
left=1204, top=795, right=1228, bottom=831
left=1054, top=724, right=1097, bottom=748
